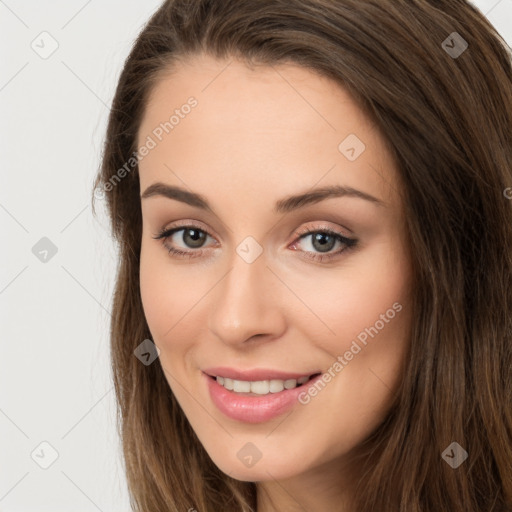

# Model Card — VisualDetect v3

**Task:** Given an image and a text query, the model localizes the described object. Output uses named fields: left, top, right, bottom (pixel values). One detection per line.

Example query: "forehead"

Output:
left=137, top=54, right=399, bottom=211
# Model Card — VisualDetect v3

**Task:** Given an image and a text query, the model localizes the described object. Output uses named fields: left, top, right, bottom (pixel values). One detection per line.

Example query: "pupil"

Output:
left=313, top=233, right=335, bottom=253
left=184, top=229, right=206, bottom=248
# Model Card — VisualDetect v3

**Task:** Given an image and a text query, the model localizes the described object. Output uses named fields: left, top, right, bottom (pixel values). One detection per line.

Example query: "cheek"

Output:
left=140, top=230, right=411, bottom=344
left=139, top=243, right=166, bottom=334
left=291, top=239, right=410, bottom=350
left=289, top=238, right=412, bottom=428
left=139, top=240, right=186, bottom=341
left=139, top=240, right=211, bottom=359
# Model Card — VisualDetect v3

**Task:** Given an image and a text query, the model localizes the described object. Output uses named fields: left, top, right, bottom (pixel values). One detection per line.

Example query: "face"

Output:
left=138, top=54, right=413, bottom=484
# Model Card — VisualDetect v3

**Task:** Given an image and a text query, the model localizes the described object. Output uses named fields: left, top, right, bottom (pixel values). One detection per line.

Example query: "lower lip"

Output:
left=204, top=372, right=322, bottom=423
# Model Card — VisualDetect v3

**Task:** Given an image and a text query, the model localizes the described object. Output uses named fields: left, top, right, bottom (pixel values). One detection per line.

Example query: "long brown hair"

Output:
left=92, top=1, right=512, bottom=510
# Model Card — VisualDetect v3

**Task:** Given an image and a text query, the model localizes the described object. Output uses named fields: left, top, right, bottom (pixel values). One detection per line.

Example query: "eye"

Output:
left=152, top=224, right=215, bottom=259
left=152, top=222, right=358, bottom=263
left=290, top=226, right=358, bottom=263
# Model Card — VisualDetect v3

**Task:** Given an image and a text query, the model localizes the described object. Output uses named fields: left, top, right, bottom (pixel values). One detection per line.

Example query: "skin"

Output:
left=137, top=54, right=413, bottom=511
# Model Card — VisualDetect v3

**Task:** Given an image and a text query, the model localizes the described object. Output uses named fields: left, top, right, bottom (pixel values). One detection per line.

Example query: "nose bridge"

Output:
left=208, top=247, right=285, bottom=345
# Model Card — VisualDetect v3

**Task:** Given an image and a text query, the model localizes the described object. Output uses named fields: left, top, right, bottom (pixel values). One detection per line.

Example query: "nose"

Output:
left=208, top=250, right=287, bottom=347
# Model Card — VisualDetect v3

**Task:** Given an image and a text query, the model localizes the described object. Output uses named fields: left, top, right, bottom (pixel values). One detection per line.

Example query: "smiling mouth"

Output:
left=208, top=373, right=321, bottom=396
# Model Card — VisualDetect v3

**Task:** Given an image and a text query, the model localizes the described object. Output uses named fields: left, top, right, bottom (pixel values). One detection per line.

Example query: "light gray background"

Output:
left=1, top=1, right=511, bottom=510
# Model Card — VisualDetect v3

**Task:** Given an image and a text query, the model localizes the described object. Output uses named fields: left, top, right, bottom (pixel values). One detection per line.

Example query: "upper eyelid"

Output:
left=159, top=221, right=349, bottom=238
left=161, top=222, right=216, bottom=241
left=158, top=224, right=353, bottom=248
left=159, top=217, right=352, bottom=236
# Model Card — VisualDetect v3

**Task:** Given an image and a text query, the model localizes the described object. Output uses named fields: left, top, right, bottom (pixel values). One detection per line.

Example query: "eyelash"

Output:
left=152, top=222, right=358, bottom=263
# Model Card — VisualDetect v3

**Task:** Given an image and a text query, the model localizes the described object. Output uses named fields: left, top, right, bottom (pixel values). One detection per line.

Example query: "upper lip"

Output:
left=202, top=366, right=321, bottom=381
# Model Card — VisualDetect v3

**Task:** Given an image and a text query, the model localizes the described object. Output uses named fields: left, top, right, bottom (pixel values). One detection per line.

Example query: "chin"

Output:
left=209, top=449, right=308, bottom=482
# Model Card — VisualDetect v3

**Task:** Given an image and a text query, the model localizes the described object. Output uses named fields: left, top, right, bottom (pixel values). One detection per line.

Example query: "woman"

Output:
left=92, top=0, right=512, bottom=510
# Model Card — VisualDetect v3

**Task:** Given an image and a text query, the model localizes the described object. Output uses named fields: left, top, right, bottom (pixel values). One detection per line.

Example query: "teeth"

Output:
left=284, top=379, right=297, bottom=389
left=269, top=379, right=284, bottom=393
left=250, top=380, right=270, bottom=394
left=233, top=380, right=251, bottom=393
left=215, top=375, right=313, bottom=395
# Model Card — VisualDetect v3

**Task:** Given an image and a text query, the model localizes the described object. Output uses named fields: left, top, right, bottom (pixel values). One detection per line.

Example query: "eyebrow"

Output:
left=141, top=182, right=386, bottom=213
